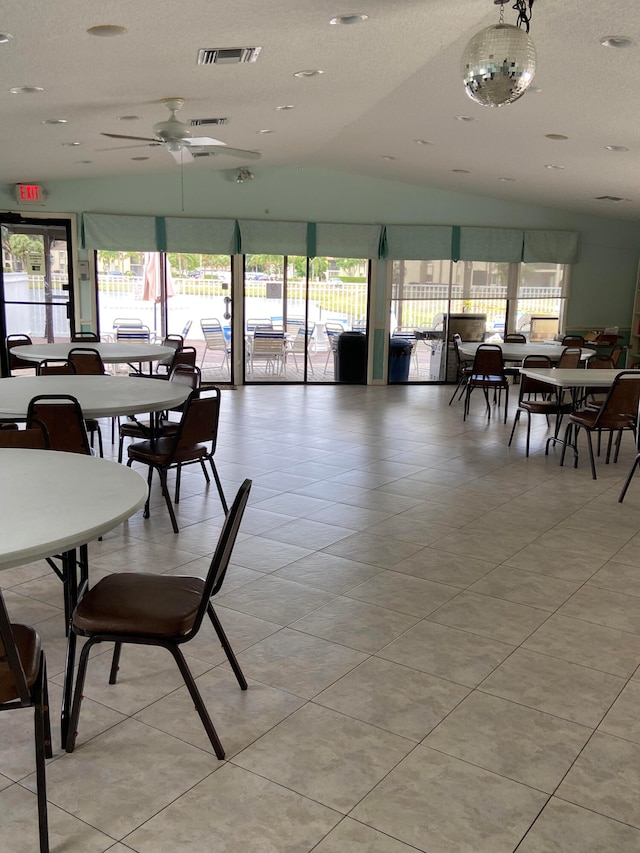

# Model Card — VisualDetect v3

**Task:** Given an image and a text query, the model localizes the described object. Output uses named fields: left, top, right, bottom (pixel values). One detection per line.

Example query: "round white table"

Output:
left=11, top=341, right=174, bottom=365
left=0, top=374, right=190, bottom=419
left=0, top=448, right=148, bottom=742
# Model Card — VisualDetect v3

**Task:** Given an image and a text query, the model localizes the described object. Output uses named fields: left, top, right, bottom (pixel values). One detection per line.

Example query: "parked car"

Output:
left=327, top=277, right=343, bottom=285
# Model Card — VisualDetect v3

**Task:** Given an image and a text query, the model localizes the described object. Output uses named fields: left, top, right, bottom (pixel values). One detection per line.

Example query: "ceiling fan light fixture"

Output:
left=10, top=86, right=43, bottom=94
left=293, top=69, right=323, bottom=78
left=87, top=25, right=127, bottom=38
left=329, top=14, right=369, bottom=25
left=461, top=1, right=536, bottom=107
left=0, top=33, right=13, bottom=43
left=236, top=167, right=254, bottom=183
left=600, top=35, right=635, bottom=49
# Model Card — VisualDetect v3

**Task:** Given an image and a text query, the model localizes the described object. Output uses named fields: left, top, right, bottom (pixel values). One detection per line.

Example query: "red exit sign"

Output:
left=15, top=183, right=46, bottom=205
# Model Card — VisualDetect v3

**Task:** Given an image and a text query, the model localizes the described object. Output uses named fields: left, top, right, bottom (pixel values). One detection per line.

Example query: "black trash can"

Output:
left=335, top=331, right=367, bottom=383
left=388, top=338, right=413, bottom=382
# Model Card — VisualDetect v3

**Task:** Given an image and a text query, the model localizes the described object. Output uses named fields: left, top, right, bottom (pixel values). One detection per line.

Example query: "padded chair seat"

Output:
left=520, top=399, right=573, bottom=416
left=0, top=624, right=41, bottom=701
left=73, top=573, right=206, bottom=637
left=127, top=437, right=208, bottom=466
left=469, top=372, right=505, bottom=385
left=570, top=409, right=635, bottom=430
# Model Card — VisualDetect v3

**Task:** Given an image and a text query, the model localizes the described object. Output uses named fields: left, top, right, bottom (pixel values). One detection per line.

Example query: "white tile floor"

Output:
left=4, top=382, right=640, bottom=851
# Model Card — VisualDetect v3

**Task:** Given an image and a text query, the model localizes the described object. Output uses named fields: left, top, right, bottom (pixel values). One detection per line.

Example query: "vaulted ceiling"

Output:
left=2, top=1, right=640, bottom=219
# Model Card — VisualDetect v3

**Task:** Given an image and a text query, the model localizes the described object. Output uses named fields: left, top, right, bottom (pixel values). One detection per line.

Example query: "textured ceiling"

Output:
left=2, top=0, right=640, bottom=219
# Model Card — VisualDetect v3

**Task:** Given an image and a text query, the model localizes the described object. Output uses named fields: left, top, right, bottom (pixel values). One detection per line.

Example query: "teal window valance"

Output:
left=458, top=227, right=524, bottom=262
left=82, top=213, right=159, bottom=251
left=384, top=225, right=454, bottom=260
left=523, top=230, right=579, bottom=263
left=237, top=219, right=307, bottom=255
left=314, top=223, right=383, bottom=258
left=164, top=217, right=237, bottom=253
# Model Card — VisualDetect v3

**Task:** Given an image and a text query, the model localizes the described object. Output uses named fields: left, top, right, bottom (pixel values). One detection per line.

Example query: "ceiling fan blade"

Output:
left=168, top=146, right=194, bottom=165
left=100, top=132, right=158, bottom=143
left=188, top=136, right=225, bottom=146
left=96, top=143, right=156, bottom=151
left=198, top=145, right=262, bottom=160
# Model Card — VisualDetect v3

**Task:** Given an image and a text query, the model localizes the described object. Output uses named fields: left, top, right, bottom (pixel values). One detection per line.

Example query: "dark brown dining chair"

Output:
left=504, top=333, right=527, bottom=343
left=6, top=333, right=35, bottom=374
left=0, top=593, right=52, bottom=852
left=117, top=363, right=202, bottom=462
left=561, top=335, right=585, bottom=348
left=449, top=334, right=473, bottom=405
left=0, top=418, right=50, bottom=449
left=66, top=347, right=107, bottom=454
left=556, top=346, right=582, bottom=369
left=127, top=388, right=227, bottom=532
left=37, top=359, right=77, bottom=376
left=64, top=478, right=252, bottom=760
left=27, top=394, right=92, bottom=455
left=463, top=344, right=510, bottom=422
left=560, top=371, right=640, bottom=479
left=155, top=333, right=185, bottom=374
left=508, top=355, right=573, bottom=456
left=71, top=331, right=100, bottom=342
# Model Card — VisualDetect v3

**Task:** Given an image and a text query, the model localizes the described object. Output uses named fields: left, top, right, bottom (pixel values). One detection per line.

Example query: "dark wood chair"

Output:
left=561, top=335, right=585, bottom=347
left=0, top=592, right=52, bottom=852
left=556, top=346, right=582, bottom=369
left=6, top=333, right=35, bottom=374
left=504, top=333, right=527, bottom=343
left=560, top=371, right=640, bottom=479
left=64, top=479, right=252, bottom=759
left=71, top=332, right=100, bottom=342
left=508, top=355, right=573, bottom=456
left=36, top=359, right=76, bottom=376
left=66, top=348, right=107, bottom=454
left=0, top=418, right=50, bottom=449
left=463, top=344, right=510, bottom=422
left=127, top=388, right=227, bottom=532
left=155, top=334, right=185, bottom=374
left=27, top=394, right=92, bottom=455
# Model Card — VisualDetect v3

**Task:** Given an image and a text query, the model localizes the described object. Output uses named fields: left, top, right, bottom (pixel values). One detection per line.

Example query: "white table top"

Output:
left=519, top=368, right=640, bottom=388
left=0, top=449, right=148, bottom=570
left=458, top=342, right=592, bottom=362
left=0, top=375, right=190, bottom=419
left=12, top=341, right=174, bottom=364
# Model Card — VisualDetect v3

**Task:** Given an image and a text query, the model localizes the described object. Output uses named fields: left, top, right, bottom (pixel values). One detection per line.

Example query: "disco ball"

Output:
left=461, top=23, right=536, bottom=107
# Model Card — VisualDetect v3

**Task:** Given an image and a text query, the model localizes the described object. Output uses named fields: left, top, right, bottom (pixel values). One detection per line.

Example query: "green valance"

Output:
left=314, top=223, right=383, bottom=258
left=384, top=225, right=454, bottom=260
left=523, top=230, right=579, bottom=263
left=237, top=219, right=308, bottom=255
left=164, top=217, right=237, bottom=253
left=458, top=227, right=524, bottom=262
left=82, top=213, right=159, bottom=251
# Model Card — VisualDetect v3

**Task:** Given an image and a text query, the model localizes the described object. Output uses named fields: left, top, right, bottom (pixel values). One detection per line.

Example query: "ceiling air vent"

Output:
left=190, top=117, right=228, bottom=127
left=595, top=195, right=629, bottom=202
left=197, top=47, right=262, bottom=65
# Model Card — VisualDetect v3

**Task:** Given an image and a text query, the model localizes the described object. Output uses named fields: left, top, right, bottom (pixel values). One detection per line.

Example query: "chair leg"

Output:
left=159, top=469, right=179, bottom=533
left=109, top=642, right=122, bottom=684
left=525, top=410, right=531, bottom=457
left=168, top=645, right=225, bottom=759
left=66, top=639, right=96, bottom=753
left=585, top=430, right=597, bottom=479
left=33, top=654, right=50, bottom=853
left=619, top=453, right=640, bottom=502
left=207, top=603, right=247, bottom=689
left=209, top=459, right=229, bottom=513
left=508, top=410, right=521, bottom=447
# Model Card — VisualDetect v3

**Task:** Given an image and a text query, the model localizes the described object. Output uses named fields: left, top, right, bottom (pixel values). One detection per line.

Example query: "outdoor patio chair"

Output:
left=199, top=318, right=230, bottom=370
left=248, top=331, right=286, bottom=376
left=323, top=322, right=344, bottom=373
left=0, top=593, right=52, bottom=852
left=127, top=388, right=228, bottom=532
left=64, top=479, right=251, bottom=760
left=287, top=324, right=315, bottom=374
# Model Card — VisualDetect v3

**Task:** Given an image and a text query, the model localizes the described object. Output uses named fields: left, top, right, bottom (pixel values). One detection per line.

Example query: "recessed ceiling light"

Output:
left=275, top=105, right=295, bottom=110
left=62, top=141, right=82, bottom=147
left=329, top=14, right=369, bottom=25
left=415, top=139, right=432, bottom=145
left=382, top=155, right=396, bottom=161
left=10, top=86, right=43, bottom=94
left=257, top=129, right=273, bottom=134
left=117, top=115, right=141, bottom=122
left=605, top=145, right=629, bottom=152
left=455, top=115, right=476, bottom=122
left=293, top=69, right=323, bottom=78
left=0, top=33, right=13, bottom=43
left=77, top=160, right=92, bottom=164
left=545, top=164, right=565, bottom=170
left=600, top=35, right=635, bottom=48
left=41, top=119, right=68, bottom=125
left=499, top=177, right=516, bottom=182
left=87, top=25, right=127, bottom=37
left=452, top=169, right=470, bottom=174
left=131, top=156, right=149, bottom=161
left=545, top=134, right=569, bottom=141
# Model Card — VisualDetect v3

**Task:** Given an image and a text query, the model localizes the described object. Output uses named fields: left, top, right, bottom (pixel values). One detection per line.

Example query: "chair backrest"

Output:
left=71, top=332, right=100, bottom=342
left=169, top=363, right=202, bottom=391
left=325, top=322, right=344, bottom=339
left=252, top=331, right=286, bottom=357
left=187, top=479, right=252, bottom=637
left=0, top=593, right=32, bottom=707
left=171, top=388, right=223, bottom=460
left=115, top=326, right=151, bottom=344
left=6, top=334, right=34, bottom=372
left=246, top=319, right=273, bottom=333
left=471, top=344, right=505, bottom=377
left=27, top=394, right=91, bottom=454
left=610, top=346, right=624, bottom=367
left=156, top=334, right=185, bottom=370
left=200, top=319, right=229, bottom=351
left=562, top=335, right=585, bottom=347
left=37, top=359, right=76, bottom=376
left=593, top=333, right=619, bottom=346
left=519, top=355, right=553, bottom=398
left=504, top=333, right=527, bottom=343
left=113, top=317, right=143, bottom=328
left=452, top=333, right=468, bottom=368
left=291, top=327, right=313, bottom=352
left=587, top=354, right=615, bottom=369
left=556, top=346, right=582, bottom=369
left=68, top=347, right=106, bottom=375
left=0, top=418, right=50, bottom=449
left=181, top=320, right=193, bottom=339
left=592, top=372, right=640, bottom=428
left=166, top=346, right=197, bottom=373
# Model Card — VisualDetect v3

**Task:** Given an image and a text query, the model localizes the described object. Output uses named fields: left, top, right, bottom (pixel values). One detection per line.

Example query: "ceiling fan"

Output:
left=99, top=97, right=261, bottom=164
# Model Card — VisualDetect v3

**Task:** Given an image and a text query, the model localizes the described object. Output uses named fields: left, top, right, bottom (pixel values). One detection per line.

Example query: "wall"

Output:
left=2, top=164, right=639, bottom=334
